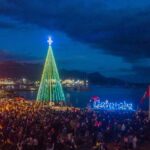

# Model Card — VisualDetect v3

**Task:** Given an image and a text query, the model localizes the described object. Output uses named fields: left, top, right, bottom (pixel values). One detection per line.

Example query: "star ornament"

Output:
left=47, top=37, right=53, bottom=46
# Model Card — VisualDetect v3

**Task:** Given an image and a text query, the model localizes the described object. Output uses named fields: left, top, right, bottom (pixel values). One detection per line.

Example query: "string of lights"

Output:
left=36, top=37, right=65, bottom=102
left=93, top=100, right=133, bottom=111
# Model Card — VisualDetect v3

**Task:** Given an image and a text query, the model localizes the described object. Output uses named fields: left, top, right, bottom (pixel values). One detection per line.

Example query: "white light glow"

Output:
left=47, top=36, right=53, bottom=46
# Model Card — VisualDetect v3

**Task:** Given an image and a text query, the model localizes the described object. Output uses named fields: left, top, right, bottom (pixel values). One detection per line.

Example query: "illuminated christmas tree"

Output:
left=37, top=37, right=65, bottom=102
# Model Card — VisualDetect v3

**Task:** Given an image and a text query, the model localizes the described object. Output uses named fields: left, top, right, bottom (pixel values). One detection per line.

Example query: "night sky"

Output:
left=0, top=0, right=150, bottom=83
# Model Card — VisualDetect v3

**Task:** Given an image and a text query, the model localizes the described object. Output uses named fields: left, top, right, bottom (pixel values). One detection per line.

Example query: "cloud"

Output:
left=0, top=21, right=16, bottom=29
left=132, top=65, right=150, bottom=83
left=0, top=0, right=150, bottom=63
left=0, top=49, right=41, bottom=61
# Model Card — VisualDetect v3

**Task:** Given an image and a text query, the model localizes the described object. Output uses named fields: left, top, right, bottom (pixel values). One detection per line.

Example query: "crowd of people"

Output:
left=0, top=98, right=150, bottom=150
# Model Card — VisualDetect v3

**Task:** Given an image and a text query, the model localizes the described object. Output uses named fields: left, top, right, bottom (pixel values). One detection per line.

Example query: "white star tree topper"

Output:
left=47, top=36, right=53, bottom=46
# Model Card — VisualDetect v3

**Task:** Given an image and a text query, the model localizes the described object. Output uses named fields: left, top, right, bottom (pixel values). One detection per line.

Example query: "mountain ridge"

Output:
left=0, top=61, right=147, bottom=87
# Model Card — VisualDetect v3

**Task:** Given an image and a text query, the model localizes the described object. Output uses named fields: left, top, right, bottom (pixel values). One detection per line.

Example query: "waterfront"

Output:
left=15, top=85, right=146, bottom=108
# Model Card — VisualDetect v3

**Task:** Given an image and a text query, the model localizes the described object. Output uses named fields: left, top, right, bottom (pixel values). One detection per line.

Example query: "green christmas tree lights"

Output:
left=36, top=37, right=65, bottom=103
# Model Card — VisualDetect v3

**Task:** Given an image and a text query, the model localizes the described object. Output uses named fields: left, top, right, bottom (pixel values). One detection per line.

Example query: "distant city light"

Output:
left=47, top=36, right=53, bottom=46
left=0, top=78, right=15, bottom=85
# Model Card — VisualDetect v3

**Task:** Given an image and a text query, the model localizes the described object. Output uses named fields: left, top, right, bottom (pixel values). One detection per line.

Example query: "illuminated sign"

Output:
left=93, top=100, right=133, bottom=111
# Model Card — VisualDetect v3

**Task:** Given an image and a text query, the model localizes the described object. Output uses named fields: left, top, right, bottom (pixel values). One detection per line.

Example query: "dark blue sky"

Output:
left=0, top=0, right=150, bottom=82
